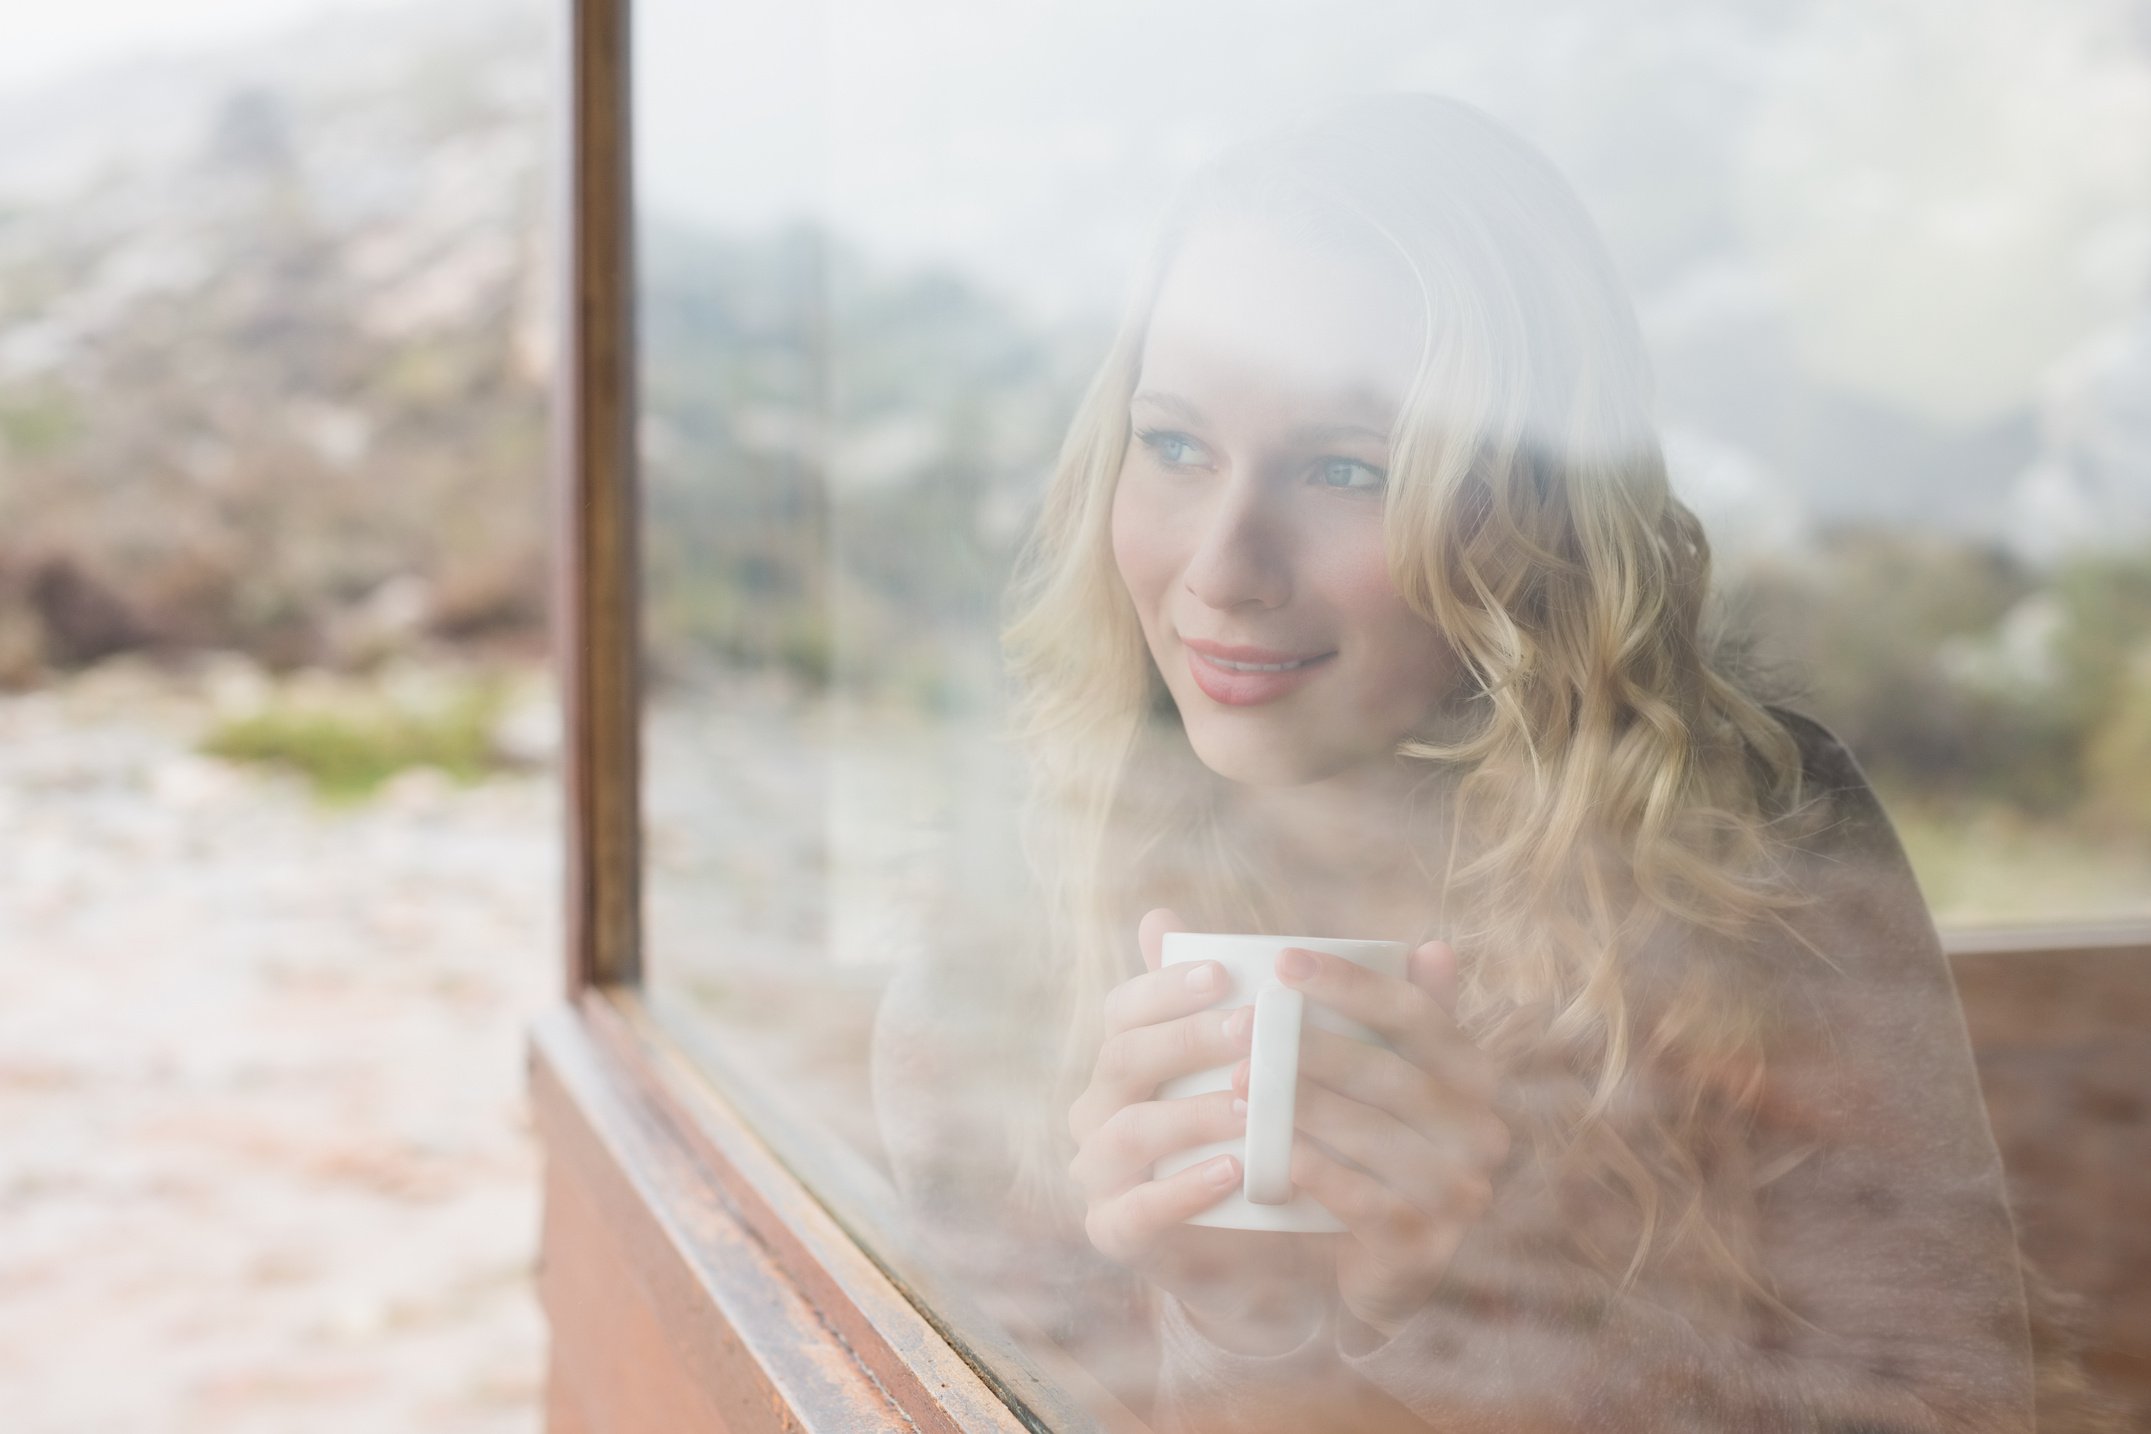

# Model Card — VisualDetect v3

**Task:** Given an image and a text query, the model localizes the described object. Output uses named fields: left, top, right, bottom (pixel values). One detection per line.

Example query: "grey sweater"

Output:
left=869, top=713, right=2035, bottom=1432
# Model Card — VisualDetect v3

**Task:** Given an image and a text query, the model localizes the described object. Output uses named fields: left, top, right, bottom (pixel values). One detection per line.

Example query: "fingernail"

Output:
left=1231, top=1097, right=1248, bottom=1119
left=1186, top=963, right=1218, bottom=994
left=1224, top=1007, right=1253, bottom=1045
left=1207, top=1155, right=1237, bottom=1186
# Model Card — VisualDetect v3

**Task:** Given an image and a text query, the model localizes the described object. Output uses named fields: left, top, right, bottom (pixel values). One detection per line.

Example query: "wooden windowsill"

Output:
left=533, top=986, right=1152, bottom=1434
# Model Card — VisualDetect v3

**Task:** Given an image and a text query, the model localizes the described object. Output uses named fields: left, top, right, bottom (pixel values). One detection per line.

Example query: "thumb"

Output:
left=1137, top=907, right=1186, bottom=973
left=1409, top=939, right=1459, bottom=1016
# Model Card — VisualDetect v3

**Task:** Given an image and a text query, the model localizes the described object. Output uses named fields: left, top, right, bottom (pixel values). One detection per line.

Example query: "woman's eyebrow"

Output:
left=1130, top=390, right=1390, bottom=445
left=1129, top=389, right=1206, bottom=423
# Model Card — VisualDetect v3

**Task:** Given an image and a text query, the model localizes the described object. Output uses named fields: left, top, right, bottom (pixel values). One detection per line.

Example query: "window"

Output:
left=541, top=2, right=2151, bottom=1430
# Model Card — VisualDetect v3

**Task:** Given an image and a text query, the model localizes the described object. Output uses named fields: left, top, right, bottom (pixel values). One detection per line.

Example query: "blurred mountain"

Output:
left=0, top=1, right=552, bottom=681
left=635, top=212, right=1094, bottom=702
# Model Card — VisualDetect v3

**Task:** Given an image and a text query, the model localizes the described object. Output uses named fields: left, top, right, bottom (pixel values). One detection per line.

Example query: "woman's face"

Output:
left=1110, top=217, right=1464, bottom=789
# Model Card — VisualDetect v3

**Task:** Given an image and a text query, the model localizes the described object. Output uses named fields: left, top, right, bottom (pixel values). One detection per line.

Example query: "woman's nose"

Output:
left=1181, top=477, right=1290, bottom=611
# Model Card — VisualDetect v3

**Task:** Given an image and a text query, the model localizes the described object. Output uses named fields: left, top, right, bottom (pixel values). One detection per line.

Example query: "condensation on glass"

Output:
left=631, top=2, right=2151, bottom=1429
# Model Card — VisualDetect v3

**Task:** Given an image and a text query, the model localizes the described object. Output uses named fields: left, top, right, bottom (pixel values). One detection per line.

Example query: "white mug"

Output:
left=1154, top=932, right=1409, bottom=1233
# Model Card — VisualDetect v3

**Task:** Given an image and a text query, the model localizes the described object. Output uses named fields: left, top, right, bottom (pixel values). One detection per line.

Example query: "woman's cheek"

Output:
left=1109, top=473, right=1176, bottom=614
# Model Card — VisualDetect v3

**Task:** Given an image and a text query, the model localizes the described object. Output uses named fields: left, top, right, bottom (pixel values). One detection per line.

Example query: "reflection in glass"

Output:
left=634, top=3, right=2148, bottom=1429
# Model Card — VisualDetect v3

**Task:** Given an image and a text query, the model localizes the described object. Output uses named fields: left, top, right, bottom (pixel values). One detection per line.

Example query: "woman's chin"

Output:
left=1183, top=727, right=1357, bottom=789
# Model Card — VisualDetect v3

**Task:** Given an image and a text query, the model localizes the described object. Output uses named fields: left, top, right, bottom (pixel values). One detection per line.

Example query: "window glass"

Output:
left=634, top=2, right=2149, bottom=1426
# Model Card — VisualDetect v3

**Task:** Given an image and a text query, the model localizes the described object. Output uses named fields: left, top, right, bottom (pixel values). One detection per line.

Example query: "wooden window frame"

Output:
left=535, top=1, right=2151, bottom=1427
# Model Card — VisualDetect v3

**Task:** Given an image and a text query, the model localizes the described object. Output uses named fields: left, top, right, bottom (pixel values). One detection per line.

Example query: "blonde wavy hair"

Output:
left=1000, top=94, right=1812, bottom=1304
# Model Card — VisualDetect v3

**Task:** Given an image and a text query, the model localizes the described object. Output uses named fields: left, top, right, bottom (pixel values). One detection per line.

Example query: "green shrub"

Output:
left=202, top=683, right=505, bottom=801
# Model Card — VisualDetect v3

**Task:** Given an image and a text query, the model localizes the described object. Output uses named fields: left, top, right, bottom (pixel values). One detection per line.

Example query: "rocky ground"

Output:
left=0, top=659, right=555, bottom=1433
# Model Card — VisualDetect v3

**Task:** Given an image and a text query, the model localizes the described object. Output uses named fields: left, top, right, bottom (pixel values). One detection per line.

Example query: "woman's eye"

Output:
left=1137, top=428, right=1208, bottom=468
left=1315, top=457, right=1386, bottom=492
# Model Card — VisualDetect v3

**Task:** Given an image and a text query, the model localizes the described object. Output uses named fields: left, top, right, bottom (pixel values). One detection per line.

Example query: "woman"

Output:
left=874, top=93, right=2056, bottom=1432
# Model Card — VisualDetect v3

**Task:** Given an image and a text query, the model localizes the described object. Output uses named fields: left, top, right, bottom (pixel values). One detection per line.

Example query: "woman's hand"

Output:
left=1066, top=908, right=1334, bottom=1353
left=1238, top=939, right=1512, bottom=1340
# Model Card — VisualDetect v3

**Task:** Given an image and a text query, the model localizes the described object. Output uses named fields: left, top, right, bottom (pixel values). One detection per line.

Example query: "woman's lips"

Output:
left=1181, top=639, right=1337, bottom=706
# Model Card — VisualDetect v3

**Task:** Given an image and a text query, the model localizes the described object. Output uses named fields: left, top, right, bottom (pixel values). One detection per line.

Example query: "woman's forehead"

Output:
left=1139, top=219, right=1422, bottom=421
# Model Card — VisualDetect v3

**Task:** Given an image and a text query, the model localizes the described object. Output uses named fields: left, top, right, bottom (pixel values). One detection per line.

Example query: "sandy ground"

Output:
left=0, top=660, right=555, bottom=1433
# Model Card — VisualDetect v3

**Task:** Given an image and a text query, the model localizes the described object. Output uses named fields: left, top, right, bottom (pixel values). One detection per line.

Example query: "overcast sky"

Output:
left=0, top=0, right=408, bottom=96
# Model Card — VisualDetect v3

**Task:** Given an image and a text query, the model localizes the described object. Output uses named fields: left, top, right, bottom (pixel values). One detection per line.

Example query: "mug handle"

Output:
left=1242, top=980, right=1303, bottom=1205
